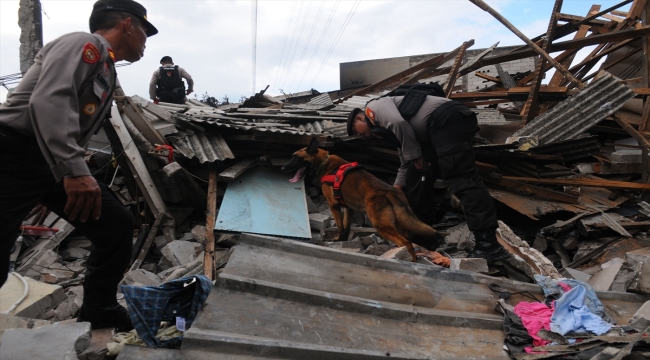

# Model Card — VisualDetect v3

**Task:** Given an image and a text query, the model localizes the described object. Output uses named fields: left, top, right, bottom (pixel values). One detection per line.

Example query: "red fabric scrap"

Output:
left=514, top=301, right=555, bottom=347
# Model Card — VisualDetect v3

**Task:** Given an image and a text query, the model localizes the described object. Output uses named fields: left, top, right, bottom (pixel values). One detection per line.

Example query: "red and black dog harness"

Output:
left=320, top=162, right=363, bottom=207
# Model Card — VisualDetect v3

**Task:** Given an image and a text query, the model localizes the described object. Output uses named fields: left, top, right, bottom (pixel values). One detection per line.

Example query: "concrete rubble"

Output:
left=5, top=1, right=650, bottom=359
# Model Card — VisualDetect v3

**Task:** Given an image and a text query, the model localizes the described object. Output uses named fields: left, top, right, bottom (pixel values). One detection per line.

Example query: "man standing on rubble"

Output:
left=347, top=91, right=509, bottom=263
left=149, top=56, right=194, bottom=104
left=0, top=0, right=158, bottom=331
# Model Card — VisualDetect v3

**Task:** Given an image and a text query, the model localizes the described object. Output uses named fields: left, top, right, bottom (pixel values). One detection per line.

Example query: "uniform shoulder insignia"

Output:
left=365, top=107, right=376, bottom=123
left=82, top=42, right=101, bottom=64
left=83, top=102, right=97, bottom=116
left=107, top=48, right=116, bottom=62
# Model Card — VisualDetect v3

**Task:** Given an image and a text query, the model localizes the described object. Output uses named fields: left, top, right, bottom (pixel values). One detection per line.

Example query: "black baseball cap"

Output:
left=347, top=108, right=365, bottom=136
left=92, top=0, right=158, bottom=37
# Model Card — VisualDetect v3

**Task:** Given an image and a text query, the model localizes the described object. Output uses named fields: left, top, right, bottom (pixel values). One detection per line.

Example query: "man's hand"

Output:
left=153, top=98, right=159, bottom=104
left=186, top=90, right=193, bottom=96
left=63, top=176, right=102, bottom=222
left=413, top=158, right=424, bottom=170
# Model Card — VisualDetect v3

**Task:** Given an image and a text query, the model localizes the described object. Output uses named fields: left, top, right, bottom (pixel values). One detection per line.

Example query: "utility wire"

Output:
left=295, top=1, right=341, bottom=92
left=251, top=0, right=258, bottom=95
left=310, top=0, right=361, bottom=88
left=272, top=2, right=297, bottom=88
left=280, top=1, right=312, bottom=91
left=277, top=1, right=305, bottom=91
left=288, top=0, right=325, bottom=92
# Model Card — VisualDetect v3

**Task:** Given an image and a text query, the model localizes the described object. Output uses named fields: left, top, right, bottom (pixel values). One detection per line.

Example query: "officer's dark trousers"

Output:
left=0, top=129, right=133, bottom=307
left=428, top=105, right=498, bottom=234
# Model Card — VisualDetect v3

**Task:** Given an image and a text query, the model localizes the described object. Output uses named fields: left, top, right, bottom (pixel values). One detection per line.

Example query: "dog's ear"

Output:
left=306, top=137, right=319, bottom=155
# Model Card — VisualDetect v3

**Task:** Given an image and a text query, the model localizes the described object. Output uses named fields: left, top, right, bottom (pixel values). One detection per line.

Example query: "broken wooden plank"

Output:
left=481, top=174, right=579, bottom=204
left=218, top=158, right=259, bottom=182
left=204, top=167, right=217, bottom=280
left=501, top=175, right=650, bottom=190
left=115, top=96, right=168, bottom=146
left=129, top=213, right=164, bottom=272
left=443, top=41, right=471, bottom=97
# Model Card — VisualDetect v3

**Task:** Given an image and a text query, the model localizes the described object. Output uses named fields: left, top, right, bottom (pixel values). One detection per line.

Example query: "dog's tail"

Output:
left=391, top=197, right=447, bottom=251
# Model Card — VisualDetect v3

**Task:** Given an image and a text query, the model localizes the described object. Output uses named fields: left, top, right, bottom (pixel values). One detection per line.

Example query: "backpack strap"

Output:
left=320, top=162, right=363, bottom=207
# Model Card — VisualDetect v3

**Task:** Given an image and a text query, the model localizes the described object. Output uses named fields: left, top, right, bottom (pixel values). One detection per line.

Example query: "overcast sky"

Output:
left=0, top=0, right=629, bottom=103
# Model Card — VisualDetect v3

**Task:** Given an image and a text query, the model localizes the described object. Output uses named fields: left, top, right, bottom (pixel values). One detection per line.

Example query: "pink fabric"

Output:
left=514, top=301, right=554, bottom=347
left=559, top=282, right=573, bottom=293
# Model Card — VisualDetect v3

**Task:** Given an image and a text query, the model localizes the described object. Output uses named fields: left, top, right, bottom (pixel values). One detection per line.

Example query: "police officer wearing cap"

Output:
left=347, top=94, right=509, bottom=264
left=0, top=0, right=157, bottom=331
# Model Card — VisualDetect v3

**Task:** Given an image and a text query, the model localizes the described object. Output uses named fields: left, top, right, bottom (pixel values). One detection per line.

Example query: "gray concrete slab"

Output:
left=118, top=233, right=650, bottom=360
left=0, top=321, right=91, bottom=360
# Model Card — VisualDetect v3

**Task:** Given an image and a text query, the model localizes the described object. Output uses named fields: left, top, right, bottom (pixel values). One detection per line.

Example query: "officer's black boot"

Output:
left=468, top=230, right=511, bottom=263
left=77, top=302, right=134, bottom=333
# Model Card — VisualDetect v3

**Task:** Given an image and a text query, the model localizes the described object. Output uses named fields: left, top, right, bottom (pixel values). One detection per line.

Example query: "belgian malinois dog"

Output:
left=282, top=138, right=445, bottom=262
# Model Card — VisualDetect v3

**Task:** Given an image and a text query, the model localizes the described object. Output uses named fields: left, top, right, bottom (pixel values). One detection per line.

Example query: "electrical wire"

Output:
left=277, top=1, right=305, bottom=91
left=310, top=0, right=361, bottom=89
left=2, top=272, right=29, bottom=314
left=295, top=1, right=341, bottom=91
left=288, top=0, right=326, bottom=92
left=251, top=0, right=258, bottom=95
left=282, top=0, right=314, bottom=91
left=272, top=2, right=298, bottom=88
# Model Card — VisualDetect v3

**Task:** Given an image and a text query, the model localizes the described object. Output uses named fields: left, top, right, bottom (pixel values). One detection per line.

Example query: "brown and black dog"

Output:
left=282, top=138, right=445, bottom=262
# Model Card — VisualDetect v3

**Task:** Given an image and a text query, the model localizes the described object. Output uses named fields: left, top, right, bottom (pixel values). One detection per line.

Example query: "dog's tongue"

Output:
left=289, top=167, right=305, bottom=183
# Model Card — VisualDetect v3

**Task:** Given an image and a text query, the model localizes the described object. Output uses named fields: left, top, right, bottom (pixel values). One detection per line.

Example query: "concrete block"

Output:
left=444, top=223, right=475, bottom=250
left=628, top=262, right=650, bottom=294
left=191, top=225, right=207, bottom=245
left=0, top=314, right=50, bottom=342
left=588, top=257, right=625, bottom=291
left=162, top=162, right=183, bottom=177
left=626, top=247, right=650, bottom=268
left=380, top=247, right=412, bottom=262
left=611, top=264, right=638, bottom=292
left=0, top=321, right=91, bottom=360
left=323, top=239, right=363, bottom=250
left=176, top=232, right=195, bottom=242
left=121, top=269, right=161, bottom=287
left=0, top=275, right=66, bottom=319
left=564, top=267, right=592, bottom=283
left=308, top=213, right=332, bottom=231
left=53, top=286, right=84, bottom=321
left=363, top=244, right=394, bottom=256
left=450, top=258, right=489, bottom=273
left=629, top=300, right=650, bottom=332
left=359, top=234, right=384, bottom=246
left=161, top=240, right=202, bottom=266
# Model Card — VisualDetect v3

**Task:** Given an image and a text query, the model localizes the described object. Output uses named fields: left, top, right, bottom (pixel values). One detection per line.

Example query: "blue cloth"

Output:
left=121, top=275, right=213, bottom=348
left=533, top=275, right=610, bottom=322
left=550, top=285, right=612, bottom=336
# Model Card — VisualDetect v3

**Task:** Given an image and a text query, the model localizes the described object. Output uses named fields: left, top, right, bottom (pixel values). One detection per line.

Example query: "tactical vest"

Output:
left=156, top=65, right=185, bottom=98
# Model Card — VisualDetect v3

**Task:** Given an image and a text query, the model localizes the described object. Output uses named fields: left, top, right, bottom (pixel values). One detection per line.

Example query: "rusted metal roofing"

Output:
left=117, top=233, right=649, bottom=360
left=512, top=74, right=636, bottom=145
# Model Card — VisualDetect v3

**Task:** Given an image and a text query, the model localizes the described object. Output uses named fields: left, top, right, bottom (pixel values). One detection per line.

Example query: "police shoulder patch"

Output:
left=83, top=102, right=97, bottom=116
left=82, top=42, right=100, bottom=64
left=365, top=107, right=376, bottom=122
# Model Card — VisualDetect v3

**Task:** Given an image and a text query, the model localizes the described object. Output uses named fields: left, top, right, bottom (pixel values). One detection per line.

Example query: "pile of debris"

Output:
left=6, top=0, right=650, bottom=358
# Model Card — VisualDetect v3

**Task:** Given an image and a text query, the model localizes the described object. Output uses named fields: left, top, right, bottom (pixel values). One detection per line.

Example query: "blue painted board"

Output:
left=214, top=166, right=311, bottom=239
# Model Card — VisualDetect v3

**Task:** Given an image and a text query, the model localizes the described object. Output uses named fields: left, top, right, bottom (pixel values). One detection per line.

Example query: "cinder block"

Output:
left=450, top=258, right=489, bottom=273
left=161, top=240, right=202, bottom=267
left=121, top=269, right=161, bottom=287
left=629, top=300, right=650, bottom=331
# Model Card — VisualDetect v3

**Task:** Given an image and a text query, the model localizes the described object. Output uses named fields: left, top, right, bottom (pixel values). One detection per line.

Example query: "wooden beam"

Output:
left=218, top=158, right=259, bottom=182
left=444, top=42, right=471, bottom=97
left=403, top=40, right=475, bottom=85
left=521, top=0, right=563, bottom=122
left=628, top=0, right=648, bottom=19
left=204, top=167, right=217, bottom=280
left=116, top=96, right=168, bottom=146
left=474, top=72, right=502, bottom=83
left=465, top=26, right=650, bottom=74
left=130, top=213, right=164, bottom=271
left=557, top=13, right=611, bottom=26
left=481, top=174, right=579, bottom=204
left=501, top=175, right=650, bottom=190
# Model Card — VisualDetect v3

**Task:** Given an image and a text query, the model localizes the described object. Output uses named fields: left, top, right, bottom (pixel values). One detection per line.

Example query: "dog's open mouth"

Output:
left=289, top=167, right=306, bottom=183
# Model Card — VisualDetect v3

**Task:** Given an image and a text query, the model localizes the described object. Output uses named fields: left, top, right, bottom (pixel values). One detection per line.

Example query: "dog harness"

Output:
left=320, top=162, right=363, bottom=207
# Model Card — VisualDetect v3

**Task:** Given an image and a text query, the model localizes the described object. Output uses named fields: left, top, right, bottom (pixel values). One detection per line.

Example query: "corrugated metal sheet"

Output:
left=530, top=135, right=600, bottom=163
left=117, top=233, right=649, bottom=360
left=306, top=92, right=334, bottom=106
left=180, top=116, right=343, bottom=137
left=170, top=130, right=234, bottom=163
left=513, top=74, right=636, bottom=145
left=474, top=108, right=509, bottom=125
